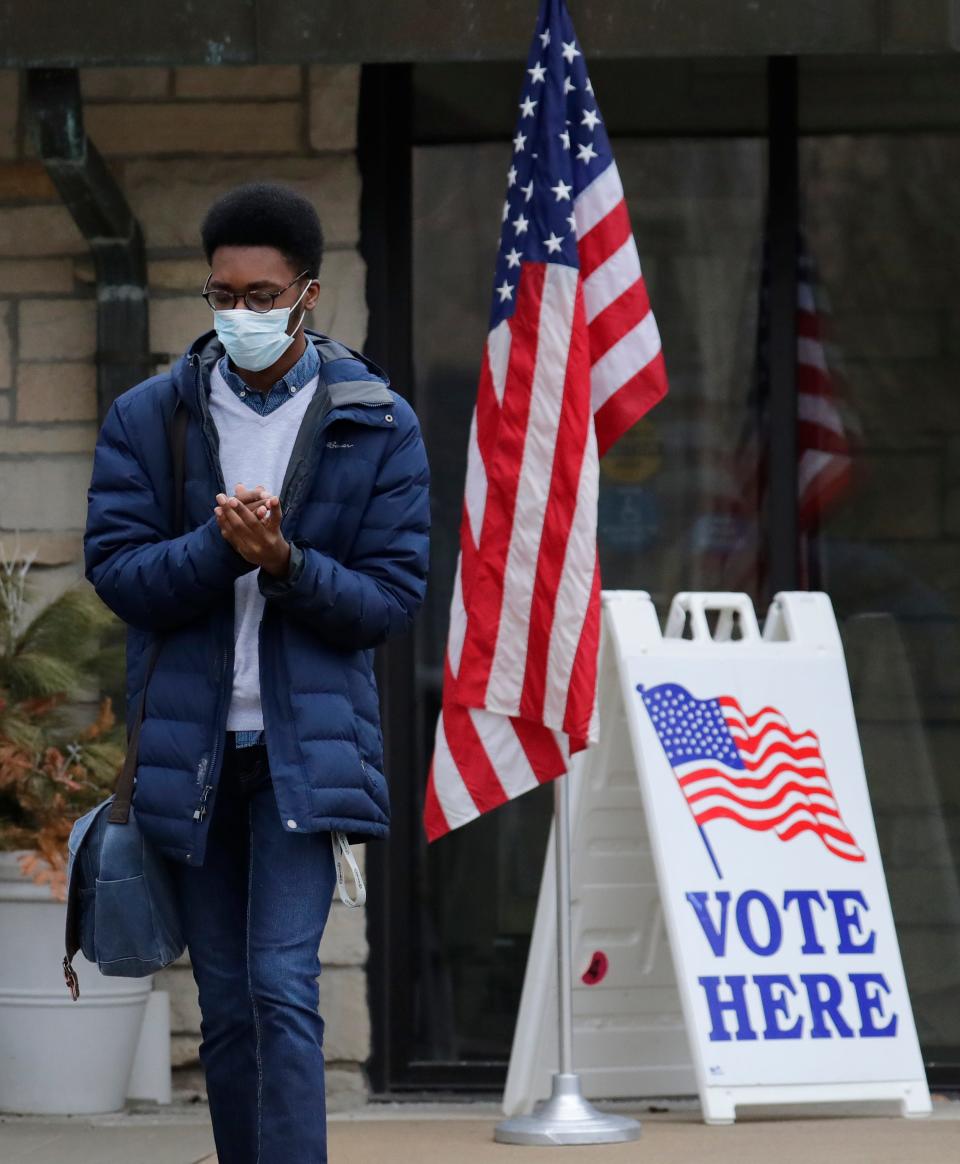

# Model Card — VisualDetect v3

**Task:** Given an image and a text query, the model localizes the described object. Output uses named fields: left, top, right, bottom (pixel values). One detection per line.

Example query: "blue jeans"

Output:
left=168, top=735, right=337, bottom=1163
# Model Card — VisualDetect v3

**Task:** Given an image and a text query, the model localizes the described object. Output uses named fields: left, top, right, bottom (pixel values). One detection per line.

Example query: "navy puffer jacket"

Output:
left=83, top=329, right=430, bottom=868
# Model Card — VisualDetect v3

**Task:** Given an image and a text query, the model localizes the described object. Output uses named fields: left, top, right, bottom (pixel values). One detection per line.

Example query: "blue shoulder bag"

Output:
left=62, top=400, right=189, bottom=999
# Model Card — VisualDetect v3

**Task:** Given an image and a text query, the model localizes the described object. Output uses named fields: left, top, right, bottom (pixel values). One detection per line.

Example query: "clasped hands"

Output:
left=214, top=483, right=292, bottom=579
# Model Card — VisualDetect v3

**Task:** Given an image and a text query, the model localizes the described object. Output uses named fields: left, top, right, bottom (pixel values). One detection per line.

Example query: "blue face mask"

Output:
left=213, top=281, right=311, bottom=373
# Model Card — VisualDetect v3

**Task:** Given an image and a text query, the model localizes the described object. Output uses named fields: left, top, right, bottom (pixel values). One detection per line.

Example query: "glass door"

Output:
left=408, top=133, right=767, bottom=1077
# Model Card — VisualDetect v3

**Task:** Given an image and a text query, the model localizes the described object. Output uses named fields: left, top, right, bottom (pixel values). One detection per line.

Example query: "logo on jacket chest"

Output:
left=326, top=440, right=354, bottom=449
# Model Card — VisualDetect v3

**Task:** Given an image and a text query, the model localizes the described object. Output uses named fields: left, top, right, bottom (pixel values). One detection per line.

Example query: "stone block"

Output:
left=170, top=1063, right=206, bottom=1101
left=0, top=258, right=74, bottom=294
left=325, top=1067, right=369, bottom=1112
left=71, top=257, right=95, bottom=286
left=0, top=423, right=96, bottom=455
left=883, top=0, right=948, bottom=52
left=0, top=530, right=82, bottom=565
left=0, top=392, right=10, bottom=421
left=309, top=65, right=360, bottom=152
left=155, top=963, right=202, bottom=1034
left=85, top=102, right=302, bottom=157
left=842, top=361, right=960, bottom=451
left=0, top=206, right=86, bottom=257
left=844, top=608, right=960, bottom=722
left=0, top=72, right=17, bottom=161
left=148, top=257, right=210, bottom=293
left=80, top=68, right=171, bottom=101
left=309, top=247, right=367, bottom=351
left=0, top=301, right=10, bottom=389
left=945, top=485, right=960, bottom=538
left=858, top=723, right=929, bottom=813
left=887, top=868, right=960, bottom=926
left=2, top=455, right=93, bottom=531
left=17, top=362, right=97, bottom=421
left=124, top=157, right=360, bottom=251
left=826, top=452, right=939, bottom=541
left=321, top=966, right=370, bottom=1064
left=170, top=1032, right=201, bottom=1068
left=175, top=65, right=302, bottom=99
left=18, top=299, right=96, bottom=360
left=0, top=162, right=57, bottom=202
left=833, top=311, right=942, bottom=361
left=320, top=899, right=368, bottom=967
left=898, top=927, right=960, bottom=1002
left=876, top=808, right=960, bottom=877
left=150, top=297, right=208, bottom=359
left=871, top=544, right=960, bottom=623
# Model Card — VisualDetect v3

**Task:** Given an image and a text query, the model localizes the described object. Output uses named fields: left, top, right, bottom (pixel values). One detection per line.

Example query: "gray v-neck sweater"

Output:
left=208, top=362, right=320, bottom=731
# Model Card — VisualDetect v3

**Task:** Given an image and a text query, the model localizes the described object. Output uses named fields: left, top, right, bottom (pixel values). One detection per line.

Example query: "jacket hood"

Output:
left=171, top=328, right=393, bottom=416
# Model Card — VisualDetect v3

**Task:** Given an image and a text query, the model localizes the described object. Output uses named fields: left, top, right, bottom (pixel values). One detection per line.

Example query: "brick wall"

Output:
left=0, top=63, right=373, bottom=1106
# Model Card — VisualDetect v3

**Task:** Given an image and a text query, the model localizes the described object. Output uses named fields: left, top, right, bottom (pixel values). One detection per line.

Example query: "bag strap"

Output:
left=106, top=399, right=189, bottom=826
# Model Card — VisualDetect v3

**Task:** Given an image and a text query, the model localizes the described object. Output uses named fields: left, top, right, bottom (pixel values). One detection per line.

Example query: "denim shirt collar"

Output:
left=217, top=337, right=321, bottom=411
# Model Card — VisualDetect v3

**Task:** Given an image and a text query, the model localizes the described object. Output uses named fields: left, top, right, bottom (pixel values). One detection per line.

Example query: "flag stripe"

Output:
left=588, top=278, right=652, bottom=362
left=521, top=279, right=593, bottom=726
left=583, top=236, right=642, bottom=323
left=563, top=554, right=602, bottom=744
left=574, top=162, right=624, bottom=238
left=442, top=687, right=510, bottom=814
left=541, top=434, right=598, bottom=733
left=578, top=199, right=632, bottom=280
left=593, top=352, right=668, bottom=458
left=429, top=713, right=482, bottom=833
left=453, top=264, right=546, bottom=705
left=590, top=312, right=663, bottom=412
left=487, top=264, right=579, bottom=715
left=468, top=708, right=541, bottom=800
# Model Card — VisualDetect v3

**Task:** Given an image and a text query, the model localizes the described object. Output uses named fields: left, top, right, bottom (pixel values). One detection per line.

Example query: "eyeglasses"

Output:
left=200, top=269, right=312, bottom=313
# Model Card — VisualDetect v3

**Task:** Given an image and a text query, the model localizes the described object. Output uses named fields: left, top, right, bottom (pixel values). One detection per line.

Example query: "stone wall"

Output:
left=0, top=63, right=373, bottom=1104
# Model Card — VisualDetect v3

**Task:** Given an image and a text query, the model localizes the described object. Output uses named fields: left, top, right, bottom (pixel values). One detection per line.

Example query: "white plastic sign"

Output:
left=504, top=590, right=931, bottom=1124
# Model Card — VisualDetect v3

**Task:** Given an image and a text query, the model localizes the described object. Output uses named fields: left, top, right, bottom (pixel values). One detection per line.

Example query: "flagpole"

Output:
left=494, top=771, right=641, bottom=1146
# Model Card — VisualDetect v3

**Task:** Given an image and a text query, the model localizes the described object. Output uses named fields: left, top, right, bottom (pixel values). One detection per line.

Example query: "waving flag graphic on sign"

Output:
left=639, top=683, right=864, bottom=876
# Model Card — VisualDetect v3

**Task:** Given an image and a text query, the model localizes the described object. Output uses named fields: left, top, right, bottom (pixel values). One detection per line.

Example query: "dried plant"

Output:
left=0, top=545, right=125, bottom=901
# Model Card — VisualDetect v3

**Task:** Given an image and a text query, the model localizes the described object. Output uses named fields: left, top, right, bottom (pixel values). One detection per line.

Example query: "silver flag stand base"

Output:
left=495, top=1073, right=641, bottom=1146
left=496, top=776, right=640, bottom=1147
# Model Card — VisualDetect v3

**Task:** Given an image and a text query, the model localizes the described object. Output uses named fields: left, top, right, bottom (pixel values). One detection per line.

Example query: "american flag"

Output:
left=423, top=0, right=668, bottom=841
left=640, top=682, right=864, bottom=869
left=718, top=223, right=856, bottom=597
left=793, top=233, right=854, bottom=531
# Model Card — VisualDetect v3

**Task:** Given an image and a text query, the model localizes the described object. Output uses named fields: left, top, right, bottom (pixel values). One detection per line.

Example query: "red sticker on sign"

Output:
left=581, top=950, right=609, bottom=986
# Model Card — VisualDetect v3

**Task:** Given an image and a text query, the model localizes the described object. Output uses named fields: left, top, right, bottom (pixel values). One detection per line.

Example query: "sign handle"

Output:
left=494, top=774, right=643, bottom=1146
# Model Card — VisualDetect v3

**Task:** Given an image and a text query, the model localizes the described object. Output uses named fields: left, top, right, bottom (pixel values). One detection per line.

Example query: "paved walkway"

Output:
left=1, top=1097, right=957, bottom=1163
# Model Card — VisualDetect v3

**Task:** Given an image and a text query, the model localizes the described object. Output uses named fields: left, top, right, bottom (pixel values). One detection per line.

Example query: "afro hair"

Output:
left=200, top=182, right=324, bottom=277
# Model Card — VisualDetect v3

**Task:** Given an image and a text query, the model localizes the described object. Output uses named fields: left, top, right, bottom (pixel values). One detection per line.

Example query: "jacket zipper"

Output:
left=188, top=354, right=231, bottom=829
left=193, top=782, right=213, bottom=822
left=190, top=354, right=228, bottom=495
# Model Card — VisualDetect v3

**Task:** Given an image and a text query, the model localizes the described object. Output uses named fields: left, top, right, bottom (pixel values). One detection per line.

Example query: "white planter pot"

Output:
left=0, top=849, right=152, bottom=1114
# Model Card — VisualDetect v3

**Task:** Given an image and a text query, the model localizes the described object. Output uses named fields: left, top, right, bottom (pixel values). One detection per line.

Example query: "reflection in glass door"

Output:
left=800, top=132, right=960, bottom=1078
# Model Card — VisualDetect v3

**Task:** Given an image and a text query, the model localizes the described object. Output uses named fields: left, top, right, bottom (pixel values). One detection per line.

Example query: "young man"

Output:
left=84, top=183, right=430, bottom=1162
